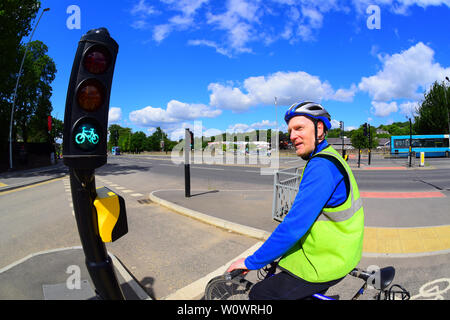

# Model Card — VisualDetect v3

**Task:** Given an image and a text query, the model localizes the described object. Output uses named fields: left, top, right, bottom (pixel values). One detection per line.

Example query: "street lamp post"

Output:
left=409, top=118, right=412, bottom=168
left=445, top=77, right=450, bottom=134
left=274, top=97, right=278, bottom=153
left=8, top=7, right=50, bottom=170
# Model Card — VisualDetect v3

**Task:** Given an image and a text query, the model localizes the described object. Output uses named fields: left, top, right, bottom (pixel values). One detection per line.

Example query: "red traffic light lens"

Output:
left=77, top=79, right=105, bottom=112
left=83, top=45, right=111, bottom=74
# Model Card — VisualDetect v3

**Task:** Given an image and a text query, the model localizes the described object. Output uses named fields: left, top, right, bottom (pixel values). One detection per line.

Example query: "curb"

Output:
left=149, top=190, right=271, bottom=241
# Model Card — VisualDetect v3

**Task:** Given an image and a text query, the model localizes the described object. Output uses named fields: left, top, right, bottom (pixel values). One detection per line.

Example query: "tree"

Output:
left=0, top=0, right=41, bottom=149
left=118, top=127, right=132, bottom=152
left=414, top=81, right=450, bottom=134
left=146, top=127, right=168, bottom=151
left=130, top=131, right=146, bottom=153
left=13, top=40, right=56, bottom=143
left=351, top=125, right=378, bottom=150
left=108, top=124, right=122, bottom=150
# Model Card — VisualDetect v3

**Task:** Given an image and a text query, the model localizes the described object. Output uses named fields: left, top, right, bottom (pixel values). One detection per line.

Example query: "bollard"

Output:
left=419, top=152, right=425, bottom=167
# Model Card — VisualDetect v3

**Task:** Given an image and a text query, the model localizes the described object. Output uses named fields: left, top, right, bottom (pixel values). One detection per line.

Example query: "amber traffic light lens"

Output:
left=83, top=46, right=111, bottom=74
left=76, top=79, right=105, bottom=112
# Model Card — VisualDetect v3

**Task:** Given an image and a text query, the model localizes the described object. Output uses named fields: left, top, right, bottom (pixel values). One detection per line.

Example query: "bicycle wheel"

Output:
left=204, top=275, right=253, bottom=300
left=75, top=133, right=85, bottom=144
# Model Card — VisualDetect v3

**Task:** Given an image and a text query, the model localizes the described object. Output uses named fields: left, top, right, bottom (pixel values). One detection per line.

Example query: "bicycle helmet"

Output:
left=285, top=101, right=332, bottom=159
left=284, top=101, right=331, bottom=130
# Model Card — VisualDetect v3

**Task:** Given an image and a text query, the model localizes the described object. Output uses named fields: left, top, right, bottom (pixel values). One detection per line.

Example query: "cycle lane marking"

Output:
left=411, top=278, right=450, bottom=300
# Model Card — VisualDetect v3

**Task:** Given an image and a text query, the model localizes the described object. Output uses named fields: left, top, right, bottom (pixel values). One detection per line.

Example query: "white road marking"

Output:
left=162, top=241, right=263, bottom=300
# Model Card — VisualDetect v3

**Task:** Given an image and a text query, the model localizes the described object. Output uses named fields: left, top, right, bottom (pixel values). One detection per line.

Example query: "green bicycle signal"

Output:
left=76, top=126, right=99, bottom=145
left=73, top=120, right=100, bottom=151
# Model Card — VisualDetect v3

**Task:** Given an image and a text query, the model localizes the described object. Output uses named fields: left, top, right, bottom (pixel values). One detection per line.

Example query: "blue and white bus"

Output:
left=391, top=134, right=450, bottom=157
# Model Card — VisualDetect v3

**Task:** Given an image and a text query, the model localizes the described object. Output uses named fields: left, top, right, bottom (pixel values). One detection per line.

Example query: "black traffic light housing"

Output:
left=189, top=129, right=194, bottom=150
left=63, top=28, right=119, bottom=169
left=363, top=123, right=368, bottom=137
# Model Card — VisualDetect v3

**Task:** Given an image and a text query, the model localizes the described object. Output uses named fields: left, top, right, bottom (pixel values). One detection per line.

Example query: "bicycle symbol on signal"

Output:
left=75, top=126, right=99, bottom=145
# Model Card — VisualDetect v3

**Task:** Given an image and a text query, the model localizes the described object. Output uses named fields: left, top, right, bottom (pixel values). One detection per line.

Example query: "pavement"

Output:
left=149, top=189, right=450, bottom=257
left=1, top=157, right=449, bottom=300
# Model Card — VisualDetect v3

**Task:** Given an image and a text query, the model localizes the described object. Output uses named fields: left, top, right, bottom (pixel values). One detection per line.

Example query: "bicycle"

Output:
left=204, top=262, right=410, bottom=300
left=75, top=126, right=99, bottom=145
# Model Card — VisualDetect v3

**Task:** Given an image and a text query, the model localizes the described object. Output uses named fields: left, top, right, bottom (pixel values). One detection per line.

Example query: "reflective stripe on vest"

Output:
left=316, top=150, right=362, bottom=223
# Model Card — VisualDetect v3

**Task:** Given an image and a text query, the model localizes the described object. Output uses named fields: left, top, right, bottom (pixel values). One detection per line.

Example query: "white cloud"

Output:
left=352, top=0, right=450, bottom=15
left=108, top=107, right=122, bottom=123
left=226, top=120, right=277, bottom=133
left=359, top=42, right=450, bottom=101
left=130, top=0, right=160, bottom=30
left=330, top=119, right=340, bottom=129
left=151, top=0, right=209, bottom=41
left=129, top=100, right=221, bottom=127
left=370, top=101, right=398, bottom=117
left=187, top=39, right=232, bottom=57
left=131, top=0, right=450, bottom=56
left=153, top=24, right=173, bottom=42
left=208, top=83, right=254, bottom=111
left=208, top=70, right=356, bottom=111
left=399, top=101, right=419, bottom=117
left=131, top=0, right=159, bottom=16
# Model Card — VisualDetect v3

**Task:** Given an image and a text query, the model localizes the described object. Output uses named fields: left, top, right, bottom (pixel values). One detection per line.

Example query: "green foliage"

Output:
left=0, top=0, right=42, bottom=149
left=108, top=125, right=178, bottom=153
left=14, top=41, right=57, bottom=142
left=351, top=125, right=378, bottom=149
left=130, top=131, right=146, bottom=153
left=414, top=81, right=450, bottom=134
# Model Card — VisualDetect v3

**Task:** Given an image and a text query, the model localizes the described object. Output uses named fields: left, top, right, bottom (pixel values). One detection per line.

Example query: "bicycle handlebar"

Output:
left=225, top=269, right=247, bottom=280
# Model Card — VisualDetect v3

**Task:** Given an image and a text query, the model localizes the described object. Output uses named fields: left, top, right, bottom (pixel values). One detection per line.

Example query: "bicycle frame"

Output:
left=206, top=265, right=410, bottom=300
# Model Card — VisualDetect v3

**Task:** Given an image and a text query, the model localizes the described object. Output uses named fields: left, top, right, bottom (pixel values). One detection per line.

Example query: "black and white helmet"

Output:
left=284, top=101, right=331, bottom=130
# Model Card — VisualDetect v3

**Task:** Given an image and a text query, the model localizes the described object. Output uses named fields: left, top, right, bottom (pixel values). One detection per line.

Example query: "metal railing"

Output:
left=272, top=166, right=302, bottom=222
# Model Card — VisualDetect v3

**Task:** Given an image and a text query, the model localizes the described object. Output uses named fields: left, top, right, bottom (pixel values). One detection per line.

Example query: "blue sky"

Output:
left=33, top=0, right=450, bottom=140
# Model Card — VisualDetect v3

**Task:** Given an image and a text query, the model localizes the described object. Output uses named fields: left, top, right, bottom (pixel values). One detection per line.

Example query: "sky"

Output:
left=32, top=0, right=450, bottom=141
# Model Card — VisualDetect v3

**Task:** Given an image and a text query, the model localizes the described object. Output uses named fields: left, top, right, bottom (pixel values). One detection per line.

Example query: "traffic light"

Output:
left=63, top=28, right=119, bottom=169
left=363, top=123, right=368, bottom=137
left=189, top=130, right=194, bottom=150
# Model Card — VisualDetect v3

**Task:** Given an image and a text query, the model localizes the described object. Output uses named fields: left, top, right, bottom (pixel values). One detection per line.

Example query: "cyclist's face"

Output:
left=288, top=116, right=323, bottom=159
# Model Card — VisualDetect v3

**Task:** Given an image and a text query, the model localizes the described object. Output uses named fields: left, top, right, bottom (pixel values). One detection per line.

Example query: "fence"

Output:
left=272, top=166, right=302, bottom=222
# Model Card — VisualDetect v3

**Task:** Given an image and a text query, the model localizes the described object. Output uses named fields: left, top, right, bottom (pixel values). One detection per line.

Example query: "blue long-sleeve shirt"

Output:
left=245, top=140, right=348, bottom=270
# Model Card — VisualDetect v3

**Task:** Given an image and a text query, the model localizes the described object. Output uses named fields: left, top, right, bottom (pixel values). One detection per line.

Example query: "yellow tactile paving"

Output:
left=0, top=182, right=8, bottom=187
left=363, top=225, right=450, bottom=255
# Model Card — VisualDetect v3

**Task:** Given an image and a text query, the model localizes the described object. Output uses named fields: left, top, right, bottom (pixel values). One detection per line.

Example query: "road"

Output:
left=0, top=154, right=449, bottom=300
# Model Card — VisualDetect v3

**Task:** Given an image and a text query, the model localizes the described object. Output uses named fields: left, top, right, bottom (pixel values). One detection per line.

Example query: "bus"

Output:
left=391, top=134, right=450, bottom=157
left=111, top=146, right=120, bottom=155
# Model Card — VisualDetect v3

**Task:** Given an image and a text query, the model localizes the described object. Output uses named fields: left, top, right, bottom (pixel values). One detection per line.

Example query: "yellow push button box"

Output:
left=94, top=187, right=128, bottom=242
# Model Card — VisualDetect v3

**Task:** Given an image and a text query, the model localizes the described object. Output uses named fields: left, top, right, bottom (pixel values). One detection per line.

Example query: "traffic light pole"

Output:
left=184, top=128, right=191, bottom=198
left=69, top=168, right=125, bottom=300
left=368, top=124, right=371, bottom=166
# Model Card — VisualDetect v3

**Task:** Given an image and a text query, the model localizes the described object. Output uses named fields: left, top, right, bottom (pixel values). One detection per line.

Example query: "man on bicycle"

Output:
left=227, top=101, right=365, bottom=300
